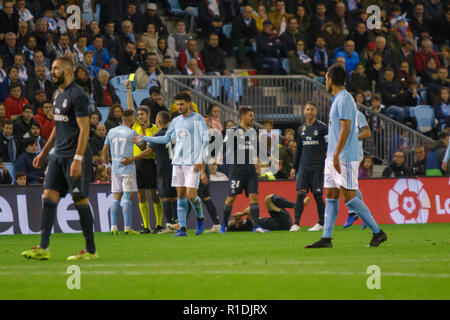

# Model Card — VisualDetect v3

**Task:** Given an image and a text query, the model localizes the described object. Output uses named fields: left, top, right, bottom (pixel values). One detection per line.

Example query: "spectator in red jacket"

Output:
left=4, top=83, right=29, bottom=121
left=34, top=100, right=54, bottom=141
left=414, top=39, right=440, bottom=75
left=177, top=39, right=205, bottom=72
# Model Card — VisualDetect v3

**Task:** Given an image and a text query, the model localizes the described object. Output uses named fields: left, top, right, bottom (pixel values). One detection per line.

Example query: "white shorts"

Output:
left=111, top=174, right=138, bottom=193
left=172, top=165, right=200, bottom=189
left=324, top=159, right=359, bottom=190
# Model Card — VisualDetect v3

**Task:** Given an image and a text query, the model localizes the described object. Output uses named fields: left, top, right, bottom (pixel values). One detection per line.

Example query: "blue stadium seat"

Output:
left=4, top=162, right=16, bottom=184
left=133, top=89, right=149, bottom=106
left=281, top=58, right=290, bottom=74
left=116, top=91, right=128, bottom=108
left=98, top=107, right=110, bottom=124
left=410, top=105, right=435, bottom=133
left=110, top=75, right=129, bottom=92
left=168, top=0, right=185, bottom=16
left=385, top=106, right=407, bottom=123
left=222, top=24, right=232, bottom=39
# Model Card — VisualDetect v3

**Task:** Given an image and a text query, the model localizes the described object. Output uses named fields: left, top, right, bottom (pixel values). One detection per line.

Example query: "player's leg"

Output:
left=221, top=195, right=236, bottom=233
left=249, top=193, right=263, bottom=232
left=267, top=194, right=296, bottom=211
left=175, top=187, right=189, bottom=236
left=149, top=159, right=163, bottom=232
left=309, top=169, right=325, bottom=231
left=292, top=167, right=311, bottom=231
left=137, top=189, right=151, bottom=233
left=184, top=165, right=204, bottom=235
left=122, top=192, right=139, bottom=234
left=343, top=189, right=363, bottom=228
left=203, top=196, right=220, bottom=232
left=111, top=192, right=123, bottom=235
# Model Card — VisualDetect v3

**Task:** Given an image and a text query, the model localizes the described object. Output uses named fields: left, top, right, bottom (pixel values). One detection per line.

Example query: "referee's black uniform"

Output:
left=293, top=119, right=328, bottom=226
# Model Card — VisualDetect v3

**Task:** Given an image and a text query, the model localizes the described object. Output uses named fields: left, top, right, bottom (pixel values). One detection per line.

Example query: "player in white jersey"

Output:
left=101, top=109, right=139, bottom=235
left=306, top=65, right=387, bottom=248
left=133, top=92, right=210, bottom=237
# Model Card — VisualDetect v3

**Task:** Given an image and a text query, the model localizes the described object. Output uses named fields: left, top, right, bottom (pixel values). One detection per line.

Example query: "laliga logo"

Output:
left=388, top=179, right=431, bottom=224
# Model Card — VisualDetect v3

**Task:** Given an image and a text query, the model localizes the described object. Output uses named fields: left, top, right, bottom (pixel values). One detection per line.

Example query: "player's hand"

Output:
left=442, top=162, right=447, bottom=172
left=121, top=157, right=133, bottom=165
left=194, top=163, right=202, bottom=172
left=333, top=152, right=341, bottom=174
left=33, top=153, right=46, bottom=169
left=201, top=171, right=209, bottom=185
left=290, top=169, right=296, bottom=179
left=132, top=134, right=142, bottom=144
left=70, top=159, right=82, bottom=180
left=125, top=80, right=132, bottom=91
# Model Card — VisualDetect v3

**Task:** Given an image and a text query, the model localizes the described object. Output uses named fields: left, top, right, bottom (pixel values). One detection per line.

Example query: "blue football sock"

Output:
left=190, top=196, right=204, bottom=220
left=122, top=200, right=132, bottom=228
left=177, top=198, right=188, bottom=229
left=322, top=198, right=339, bottom=238
left=346, top=197, right=380, bottom=234
left=111, top=199, right=120, bottom=227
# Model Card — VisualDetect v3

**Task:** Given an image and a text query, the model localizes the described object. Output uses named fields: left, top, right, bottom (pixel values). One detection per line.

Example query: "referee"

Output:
left=290, top=101, right=328, bottom=232
left=22, top=57, right=98, bottom=261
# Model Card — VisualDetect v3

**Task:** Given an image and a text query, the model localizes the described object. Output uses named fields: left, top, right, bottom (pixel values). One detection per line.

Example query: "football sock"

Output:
left=76, top=204, right=96, bottom=254
left=322, top=198, right=339, bottom=238
left=122, top=200, right=132, bottom=228
left=138, top=202, right=150, bottom=229
left=250, top=203, right=260, bottom=228
left=294, top=191, right=307, bottom=225
left=153, top=202, right=163, bottom=227
left=313, top=193, right=325, bottom=226
left=190, top=196, right=204, bottom=220
left=348, top=189, right=364, bottom=215
left=223, top=204, right=232, bottom=225
left=271, top=195, right=295, bottom=209
left=39, top=198, right=57, bottom=249
left=177, top=198, right=188, bottom=229
left=170, top=201, right=177, bottom=224
left=110, top=199, right=120, bottom=227
left=203, top=199, right=219, bottom=224
left=346, top=197, right=380, bottom=234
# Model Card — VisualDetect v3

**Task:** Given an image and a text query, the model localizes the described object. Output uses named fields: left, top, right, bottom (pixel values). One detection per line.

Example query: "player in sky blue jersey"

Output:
left=101, top=109, right=140, bottom=235
left=306, top=65, right=387, bottom=248
left=133, top=92, right=210, bottom=237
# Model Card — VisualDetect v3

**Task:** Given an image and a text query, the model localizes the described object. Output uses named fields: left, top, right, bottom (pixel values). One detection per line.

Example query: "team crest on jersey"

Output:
left=314, top=130, right=318, bottom=136
left=238, top=129, right=244, bottom=135
left=178, top=129, right=188, bottom=138
left=62, top=99, right=68, bottom=109
left=302, top=126, right=306, bottom=131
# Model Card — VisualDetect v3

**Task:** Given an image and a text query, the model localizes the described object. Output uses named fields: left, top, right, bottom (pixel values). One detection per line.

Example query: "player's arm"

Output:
left=195, top=119, right=210, bottom=172
left=126, top=80, right=134, bottom=112
left=33, top=127, right=56, bottom=169
left=121, top=147, right=154, bottom=165
left=71, top=116, right=90, bottom=179
left=333, top=119, right=351, bottom=173
left=100, top=143, right=110, bottom=164
left=358, top=125, right=371, bottom=140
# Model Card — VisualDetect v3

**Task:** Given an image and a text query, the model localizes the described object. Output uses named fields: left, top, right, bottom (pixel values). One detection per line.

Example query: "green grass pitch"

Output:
left=1, top=224, right=449, bottom=300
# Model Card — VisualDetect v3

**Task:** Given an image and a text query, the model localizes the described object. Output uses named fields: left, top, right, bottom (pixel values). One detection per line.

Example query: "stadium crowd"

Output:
left=0, top=0, right=449, bottom=187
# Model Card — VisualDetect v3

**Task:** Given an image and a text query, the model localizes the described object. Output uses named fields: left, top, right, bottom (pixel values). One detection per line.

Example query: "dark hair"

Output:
left=149, top=86, right=161, bottom=95
left=89, top=110, right=101, bottom=118
left=93, top=34, right=104, bottom=41
left=3, top=120, right=12, bottom=127
left=123, top=109, right=135, bottom=118
left=23, top=137, right=36, bottom=149
left=372, top=93, right=382, bottom=102
left=176, top=19, right=185, bottom=25
left=43, top=100, right=53, bottom=106
left=31, top=122, right=41, bottom=130
left=163, top=55, right=172, bottom=60
left=384, top=67, right=394, bottom=73
left=207, top=104, right=219, bottom=115
left=174, top=92, right=192, bottom=103
left=238, top=106, right=254, bottom=118
left=108, top=104, right=123, bottom=119
left=15, top=171, right=26, bottom=179
left=23, top=105, right=33, bottom=112
left=137, top=105, right=151, bottom=115
left=9, top=82, right=21, bottom=91
left=157, top=111, right=170, bottom=124
left=359, top=156, right=373, bottom=176
left=327, top=64, right=346, bottom=86
left=435, top=87, right=449, bottom=104
left=304, top=100, right=317, bottom=108
left=55, top=56, right=74, bottom=70
left=8, top=65, right=18, bottom=74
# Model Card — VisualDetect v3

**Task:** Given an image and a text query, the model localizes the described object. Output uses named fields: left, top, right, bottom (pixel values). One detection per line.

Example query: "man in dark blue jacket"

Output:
left=16, top=137, right=45, bottom=184
left=256, top=20, right=283, bottom=74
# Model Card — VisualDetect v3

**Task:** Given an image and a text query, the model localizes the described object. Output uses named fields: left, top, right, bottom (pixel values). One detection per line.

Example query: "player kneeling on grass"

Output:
left=101, top=109, right=140, bottom=235
left=227, top=194, right=311, bottom=231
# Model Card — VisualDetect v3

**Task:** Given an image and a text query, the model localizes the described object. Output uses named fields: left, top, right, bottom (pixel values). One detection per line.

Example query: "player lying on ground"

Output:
left=227, top=194, right=311, bottom=231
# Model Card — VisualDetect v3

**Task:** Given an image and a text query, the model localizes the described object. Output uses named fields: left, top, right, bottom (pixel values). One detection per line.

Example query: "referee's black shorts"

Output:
left=44, top=151, right=92, bottom=199
left=136, top=158, right=157, bottom=189
left=296, top=166, right=324, bottom=193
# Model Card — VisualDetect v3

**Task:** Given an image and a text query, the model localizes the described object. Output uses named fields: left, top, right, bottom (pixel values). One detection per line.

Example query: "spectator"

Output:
left=74, top=65, right=93, bottom=97
left=0, top=159, right=12, bottom=184
left=22, top=122, right=45, bottom=154
left=309, top=1, right=328, bottom=40
left=34, top=100, right=54, bottom=141
left=29, top=50, right=50, bottom=80
left=0, top=103, right=5, bottom=129
left=179, top=1, right=197, bottom=33
left=354, top=90, right=367, bottom=106
left=14, top=171, right=27, bottom=187
left=321, top=21, right=346, bottom=55
left=102, top=22, right=122, bottom=61
left=351, top=63, right=371, bottom=93
left=135, top=40, right=149, bottom=70
left=141, top=23, right=159, bottom=52
left=30, top=18, right=48, bottom=54
left=256, top=20, right=283, bottom=75
left=334, top=40, right=360, bottom=73
left=141, top=86, right=167, bottom=124
left=396, top=61, right=415, bottom=91
left=94, top=165, right=111, bottom=184
left=279, top=17, right=303, bottom=57
left=29, top=91, right=47, bottom=115
left=15, top=0, right=34, bottom=32
left=122, top=1, right=140, bottom=28
left=376, top=68, right=405, bottom=107
left=93, top=69, right=120, bottom=108
left=86, top=34, right=119, bottom=75
left=268, top=0, right=293, bottom=35
left=48, top=33, right=72, bottom=60
left=135, top=52, right=162, bottom=90
left=287, top=139, right=296, bottom=159
left=137, top=2, right=167, bottom=35
left=409, top=3, right=430, bottom=36
left=201, top=33, right=229, bottom=75
left=13, top=53, right=30, bottom=86
left=119, top=20, right=137, bottom=44
left=0, top=56, right=7, bottom=101
left=0, top=120, right=17, bottom=162
left=294, top=4, right=310, bottom=36
left=428, top=131, right=449, bottom=176
left=421, top=57, right=440, bottom=87
left=24, top=65, right=54, bottom=104
left=414, top=39, right=440, bottom=75
left=12, top=105, right=37, bottom=142
left=358, top=155, right=373, bottom=178
left=232, top=5, right=258, bottom=68
left=207, top=104, right=222, bottom=132
left=209, top=161, right=228, bottom=181
left=366, top=52, right=386, bottom=84
left=252, top=4, right=268, bottom=33
left=98, top=0, right=126, bottom=30
left=289, top=39, right=316, bottom=78
left=89, top=123, right=106, bottom=157
left=73, top=34, right=89, bottom=65
left=104, top=104, right=122, bottom=131
left=393, top=38, right=416, bottom=76
left=168, top=20, right=189, bottom=59
left=83, top=50, right=100, bottom=78
left=177, top=39, right=205, bottom=72
left=0, top=32, right=20, bottom=69
left=16, top=137, right=44, bottom=184
left=160, top=55, right=181, bottom=75
left=197, top=0, right=226, bottom=37
left=311, top=36, right=329, bottom=77
left=4, top=84, right=29, bottom=121
left=382, top=151, right=410, bottom=177
left=116, top=40, right=138, bottom=76
left=0, top=1, right=19, bottom=40
left=410, top=146, right=426, bottom=176
left=374, top=35, right=393, bottom=69
left=283, top=128, right=295, bottom=145
left=333, top=0, right=352, bottom=37
left=89, top=111, right=101, bottom=137
left=403, top=80, right=425, bottom=107
left=434, top=87, right=450, bottom=130
left=182, top=59, right=204, bottom=90
left=427, top=67, right=450, bottom=106
left=153, top=37, right=175, bottom=66
left=347, top=21, right=370, bottom=54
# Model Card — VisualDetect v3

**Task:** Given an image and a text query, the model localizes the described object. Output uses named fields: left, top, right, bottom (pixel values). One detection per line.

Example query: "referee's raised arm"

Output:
left=126, top=80, right=135, bottom=112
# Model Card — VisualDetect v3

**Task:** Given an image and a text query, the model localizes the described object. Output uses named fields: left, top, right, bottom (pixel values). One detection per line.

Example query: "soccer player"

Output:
left=133, top=92, right=209, bottom=237
left=220, top=106, right=266, bottom=233
left=228, top=194, right=311, bottom=232
left=101, top=109, right=140, bottom=235
left=289, top=101, right=328, bottom=232
left=125, top=81, right=163, bottom=234
left=343, top=109, right=372, bottom=228
left=22, top=57, right=98, bottom=261
left=305, top=65, right=387, bottom=248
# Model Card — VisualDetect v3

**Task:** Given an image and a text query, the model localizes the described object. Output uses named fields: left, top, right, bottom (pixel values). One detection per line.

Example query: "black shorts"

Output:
left=228, top=167, right=258, bottom=197
left=296, top=166, right=324, bottom=193
left=44, top=152, right=92, bottom=199
left=157, top=171, right=177, bottom=198
left=136, top=159, right=157, bottom=189
left=198, top=165, right=211, bottom=199
left=258, top=209, right=292, bottom=230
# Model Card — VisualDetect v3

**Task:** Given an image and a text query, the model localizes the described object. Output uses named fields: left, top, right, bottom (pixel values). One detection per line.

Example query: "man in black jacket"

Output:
left=137, top=3, right=168, bottom=36
left=0, top=1, right=19, bottom=38
left=103, top=22, right=122, bottom=61
left=24, top=65, right=54, bottom=104
left=426, top=67, right=449, bottom=106
left=279, top=17, right=304, bottom=57
left=13, top=105, right=38, bottom=146
left=116, top=40, right=138, bottom=76
left=231, top=5, right=257, bottom=67
left=0, top=32, right=20, bottom=69
left=89, top=124, right=106, bottom=158
left=410, top=146, right=426, bottom=176
left=376, top=68, right=406, bottom=107
left=141, top=86, right=168, bottom=124
left=201, top=33, right=230, bottom=75
left=382, top=151, right=411, bottom=177
left=256, top=20, right=283, bottom=74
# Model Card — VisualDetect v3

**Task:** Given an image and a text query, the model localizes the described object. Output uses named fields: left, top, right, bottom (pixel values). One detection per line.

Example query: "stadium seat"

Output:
left=410, top=105, right=435, bottom=133
left=98, top=107, right=110, bottom=124
left=222, top=24, right=232, bottom=39
left=4, top=162, right=16, bottom=184
left=168, top=0, right=185, bottom=16
left=116, top=91, right=128, bottom=108
left=110, top=75, right=129, bottom=92
left=133, top=89, right=149, bottom=106
left=385, top=106, right=407, bottom=123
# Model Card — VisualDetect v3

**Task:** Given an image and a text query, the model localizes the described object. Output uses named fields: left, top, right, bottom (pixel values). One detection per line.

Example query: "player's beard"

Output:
left=53, top=73, right=65, bottom=87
